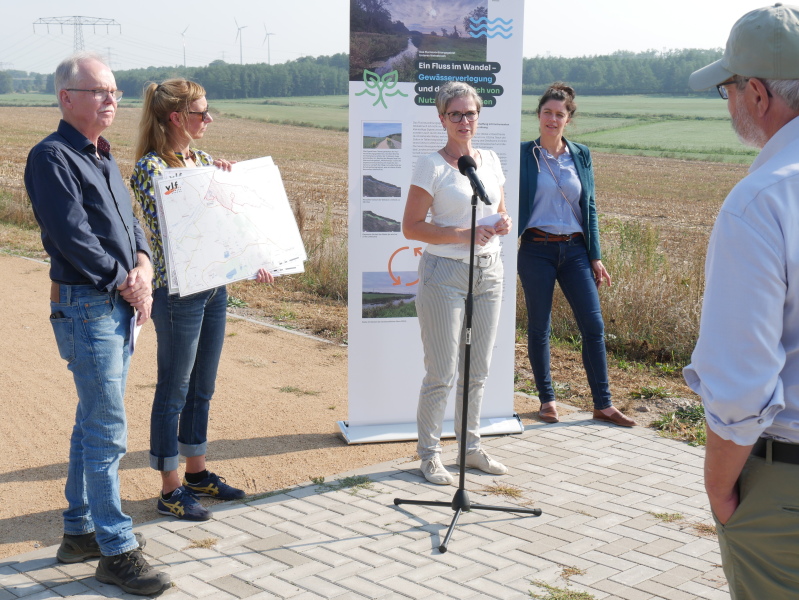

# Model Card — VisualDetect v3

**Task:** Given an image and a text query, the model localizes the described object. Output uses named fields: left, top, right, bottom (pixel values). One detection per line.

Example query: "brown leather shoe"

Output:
left=539, top=402, right=559, bottom=423
left=593, top=409, right=637, bottom=427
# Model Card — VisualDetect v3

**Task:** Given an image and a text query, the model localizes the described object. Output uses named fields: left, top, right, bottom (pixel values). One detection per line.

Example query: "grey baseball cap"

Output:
left=689, top=3, right=799, bottom=90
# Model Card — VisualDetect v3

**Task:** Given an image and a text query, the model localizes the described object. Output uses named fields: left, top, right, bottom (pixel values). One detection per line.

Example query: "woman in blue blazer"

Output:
left=518, top=82, right=635, bottom=427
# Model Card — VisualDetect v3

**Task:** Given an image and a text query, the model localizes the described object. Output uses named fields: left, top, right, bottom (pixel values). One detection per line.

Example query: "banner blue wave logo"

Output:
left=469, top=16, right=513, bottom=39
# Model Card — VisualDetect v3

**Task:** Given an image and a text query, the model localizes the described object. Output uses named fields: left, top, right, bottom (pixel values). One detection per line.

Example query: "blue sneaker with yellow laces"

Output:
left=182, top=471, right=246, bottom=500
left=156, top=485, right=211, bottom=521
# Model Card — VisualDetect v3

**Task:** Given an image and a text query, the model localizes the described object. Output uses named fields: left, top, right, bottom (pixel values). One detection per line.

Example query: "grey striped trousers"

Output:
left=415, top=251, right=504, bottom=461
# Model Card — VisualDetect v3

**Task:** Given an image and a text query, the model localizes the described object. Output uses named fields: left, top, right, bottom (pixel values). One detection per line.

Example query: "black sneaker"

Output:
left=156, top=485, right=211, bottom=520
left=57, top=531, right=146, bottom=564
left=95, top=549, right=171, bottom=596
left=183, top=471, right=246, bottom=500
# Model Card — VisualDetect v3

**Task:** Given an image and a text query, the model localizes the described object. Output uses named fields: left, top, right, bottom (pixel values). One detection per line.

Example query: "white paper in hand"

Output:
left=129, top=312, right=143, bottom=355
left=477, top=213, right=502, bottom=227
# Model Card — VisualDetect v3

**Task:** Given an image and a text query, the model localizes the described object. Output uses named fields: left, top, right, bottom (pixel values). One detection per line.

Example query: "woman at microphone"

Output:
left=402, top=81, right=512, bottom=485
left=518, top=82, right=635, bottom=427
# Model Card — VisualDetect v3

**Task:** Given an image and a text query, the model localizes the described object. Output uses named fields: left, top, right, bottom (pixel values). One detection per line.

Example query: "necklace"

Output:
left=176, top=149, right=196, bottom=164
left=442, top=146, right=466, bottom=161
left=442, top=147, right=481, bottom=165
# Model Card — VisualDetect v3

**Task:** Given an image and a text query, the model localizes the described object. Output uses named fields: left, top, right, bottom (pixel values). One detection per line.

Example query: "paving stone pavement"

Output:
left=0, top=411, right=729, bottom=600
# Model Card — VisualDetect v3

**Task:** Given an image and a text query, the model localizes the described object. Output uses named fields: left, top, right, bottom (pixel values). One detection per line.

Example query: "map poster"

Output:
left=153, top=157, right=306, bottom=297
left=343, top=0, right=525, bottom=443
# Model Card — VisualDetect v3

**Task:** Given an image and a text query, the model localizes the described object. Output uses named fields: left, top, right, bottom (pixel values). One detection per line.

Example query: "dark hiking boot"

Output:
left=95, top=549, right=171, bottom=596
left=57, top=531, right=146, bottom=564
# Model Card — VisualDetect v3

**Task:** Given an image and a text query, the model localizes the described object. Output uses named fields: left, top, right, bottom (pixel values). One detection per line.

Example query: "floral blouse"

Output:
left=130, top=149, right=214, bottom=289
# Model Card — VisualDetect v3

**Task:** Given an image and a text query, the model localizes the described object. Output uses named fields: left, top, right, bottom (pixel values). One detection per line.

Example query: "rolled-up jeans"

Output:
left=50, top=284, right=138, bottom=556
left=517, top=233, right=611, bottom=410
left=415, top=251, right=503, bottom=461
left=149, top=285, right=227, bottom=472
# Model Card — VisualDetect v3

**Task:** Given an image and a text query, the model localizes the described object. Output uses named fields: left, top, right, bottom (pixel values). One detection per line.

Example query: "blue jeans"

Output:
left=150, top=285, right=227, bottom=472
left=517, top=233, right=612, bottom=409
left=50, top=284, right=138, bottom=556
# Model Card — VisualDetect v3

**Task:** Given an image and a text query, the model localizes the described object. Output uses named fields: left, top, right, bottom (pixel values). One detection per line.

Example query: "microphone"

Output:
left=457, top=155, right=491, bottom=205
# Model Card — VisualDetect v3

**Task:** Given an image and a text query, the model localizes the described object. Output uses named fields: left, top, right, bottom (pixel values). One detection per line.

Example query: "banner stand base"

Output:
left=337, top=414, right=524, bottom=445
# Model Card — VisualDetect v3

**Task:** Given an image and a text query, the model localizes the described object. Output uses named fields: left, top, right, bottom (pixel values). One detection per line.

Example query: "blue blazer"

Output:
left=518, top=138, right=602, bottom=261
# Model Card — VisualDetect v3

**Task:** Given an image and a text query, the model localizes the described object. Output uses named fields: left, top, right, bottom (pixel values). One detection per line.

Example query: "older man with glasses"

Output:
left=684, top=4, right=799, bottom=598
left=23, top=52, right=170, bottom=596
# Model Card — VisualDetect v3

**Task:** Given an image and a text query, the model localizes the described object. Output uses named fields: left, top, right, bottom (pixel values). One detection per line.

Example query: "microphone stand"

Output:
left=394, top=189, right=542, bottom=553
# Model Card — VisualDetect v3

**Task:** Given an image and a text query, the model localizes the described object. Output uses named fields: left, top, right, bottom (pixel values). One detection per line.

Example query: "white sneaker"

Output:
left=462, top=449, right=508, bottom=475
left=420, top=456, right=454, bottom=485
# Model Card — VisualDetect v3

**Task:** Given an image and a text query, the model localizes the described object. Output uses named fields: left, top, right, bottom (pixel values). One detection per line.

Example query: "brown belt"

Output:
left=752, top=438, right=799, bottom=465
left=50, top=282, right=60, bottom=303
left=529, top=228, right=582, bottom=243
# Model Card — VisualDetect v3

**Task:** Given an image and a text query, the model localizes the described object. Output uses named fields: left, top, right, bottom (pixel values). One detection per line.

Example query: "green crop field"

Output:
left=0, top=91, right=751, bottom=162
left=0, top=92, right=150, bottom=111
left=526, top=94, right=730, bottom=118
left=519, top=94, right=751, bottom=163
left=574, top=119, right=755, bottom=161
left=0, top=93, right=58, bottom=107
left=211, top=93, right=750, bottom=163
left=212, top=96, right=348, bottom=131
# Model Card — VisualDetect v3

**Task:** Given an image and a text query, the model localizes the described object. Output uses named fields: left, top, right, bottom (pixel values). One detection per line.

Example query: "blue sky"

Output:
left=364, top=122, right=402, bottom=138
left=0, top=0, right=777, bottom=73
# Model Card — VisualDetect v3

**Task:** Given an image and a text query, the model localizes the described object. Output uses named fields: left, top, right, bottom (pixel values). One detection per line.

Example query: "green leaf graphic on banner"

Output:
left=355, top=69, right=408, bottom=109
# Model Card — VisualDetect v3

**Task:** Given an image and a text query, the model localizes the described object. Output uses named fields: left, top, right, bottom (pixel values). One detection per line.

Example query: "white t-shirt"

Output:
left=410, top=149, right=505, bottom=259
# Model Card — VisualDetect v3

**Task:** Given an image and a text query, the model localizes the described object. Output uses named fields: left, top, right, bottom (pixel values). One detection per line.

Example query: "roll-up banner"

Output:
left=342, top=0, right=526, bottom=443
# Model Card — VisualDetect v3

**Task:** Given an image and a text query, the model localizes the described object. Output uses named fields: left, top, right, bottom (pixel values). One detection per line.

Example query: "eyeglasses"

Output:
left=716, top=78, right=737, bottom=100
left=716, top=77, right=772, bottom=100
left=65, top=88, right=123, bottom=101
left=188, top=109, right=211, bottom=121
left=445, top=110, right=479, bottom=123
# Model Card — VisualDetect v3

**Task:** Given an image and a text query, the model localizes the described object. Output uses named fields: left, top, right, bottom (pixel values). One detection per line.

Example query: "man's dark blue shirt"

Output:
left=24, top=119, right=150, bottom=292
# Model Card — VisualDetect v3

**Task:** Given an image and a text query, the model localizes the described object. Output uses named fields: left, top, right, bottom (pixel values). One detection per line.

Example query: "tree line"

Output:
left=1, top=49, right=724, bottom=98
left=522, top=49, right=723, bottom=95
left=111, top=54, right=349, bottom=99
left=0, top=54, right=349, bottom=99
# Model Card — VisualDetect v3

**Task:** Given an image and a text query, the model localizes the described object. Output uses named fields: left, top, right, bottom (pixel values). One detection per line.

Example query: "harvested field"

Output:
left=0, top=105, right=725, bottom=425
left=1, top=103, right=737, bottom=368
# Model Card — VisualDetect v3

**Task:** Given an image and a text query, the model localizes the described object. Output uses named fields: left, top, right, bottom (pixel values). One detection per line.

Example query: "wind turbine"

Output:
left=262, top=23, right=276, bottom=66
left=181, top=26, right=189, bottom=69
left=234, top=18, right=247, bottom=65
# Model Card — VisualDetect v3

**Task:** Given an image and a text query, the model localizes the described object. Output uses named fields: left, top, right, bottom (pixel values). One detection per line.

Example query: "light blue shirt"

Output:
left=684, top=116, right=799, bottom=445
left=525, top=145, right=583, bottom=235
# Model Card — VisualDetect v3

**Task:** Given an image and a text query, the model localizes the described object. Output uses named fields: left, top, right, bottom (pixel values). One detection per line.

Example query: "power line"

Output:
left=33, top=16, right=121, bottom=52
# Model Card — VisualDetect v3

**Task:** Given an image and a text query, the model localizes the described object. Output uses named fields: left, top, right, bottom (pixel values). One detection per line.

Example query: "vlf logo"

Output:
left=164, top=181, right=181, bottom=196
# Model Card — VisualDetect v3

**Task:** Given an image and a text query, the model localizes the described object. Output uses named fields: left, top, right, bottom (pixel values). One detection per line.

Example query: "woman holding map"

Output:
left=402, top=81, right=512, bottom=485
left=131, top=78, right=273, bottom=521
left=518, top=82, right=635, bottom=427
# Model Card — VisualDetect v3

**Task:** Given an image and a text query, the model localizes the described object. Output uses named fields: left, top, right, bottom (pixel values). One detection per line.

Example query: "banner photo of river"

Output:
left=345, top=0, right=525, bottom=443
left=350, top=1, right=488, bottom=83
left=362, top=271, right=418, bottom=319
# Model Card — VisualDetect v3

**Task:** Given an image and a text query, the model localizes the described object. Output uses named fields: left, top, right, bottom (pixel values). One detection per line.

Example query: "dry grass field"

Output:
left=0, top=105, right=748, bottom=418
left=0, top=106, right=351, bottom=340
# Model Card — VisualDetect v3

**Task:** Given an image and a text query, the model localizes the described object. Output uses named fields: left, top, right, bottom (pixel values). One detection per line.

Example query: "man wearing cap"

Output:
left=684, top=3, right=799, bottom=597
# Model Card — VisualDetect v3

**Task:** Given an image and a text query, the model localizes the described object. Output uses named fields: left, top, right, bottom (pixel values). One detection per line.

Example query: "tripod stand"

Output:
left=394, top=180, right=542, bottom=553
